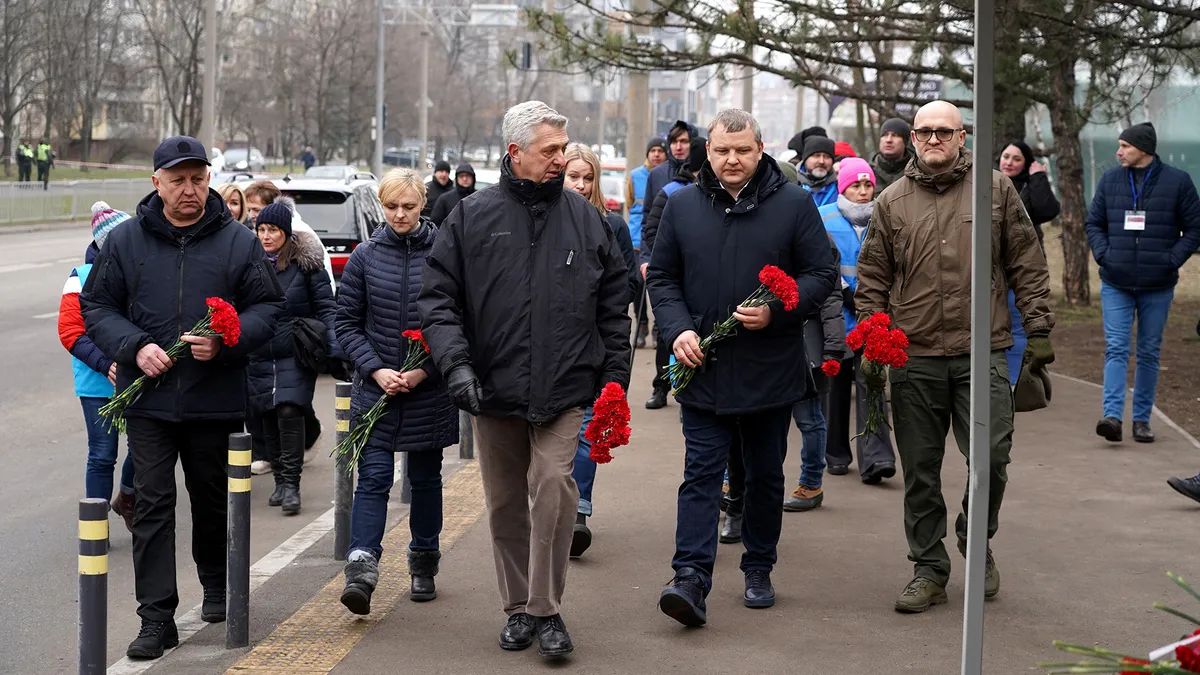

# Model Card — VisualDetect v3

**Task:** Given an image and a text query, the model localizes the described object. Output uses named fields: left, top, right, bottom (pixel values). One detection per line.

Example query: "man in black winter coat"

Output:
left=423, top=160, right=454, bottom=218
left=648, top=109, right=836, bottom=627
left=643, top=120, right=700, bottom=227
left=429, top=162, right=476, bottom=225
left=420, top=101, right=631, bottom=659
left=81, top=136, right=284, bottom=660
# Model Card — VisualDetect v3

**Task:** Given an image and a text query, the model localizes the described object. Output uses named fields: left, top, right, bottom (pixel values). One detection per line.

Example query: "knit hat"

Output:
left=90, top=201, right=130, bottom=249
left=802, top=136, right=836, bottom=164
left=256, top=201, right=293, bottom=237
left=880, top=117, right=912, bottom=139
left=833, top=141, right=857, bottom=160
left=646, top=137, right=667, bottom=156
left=434, top=160, right=452, bottom=173
left=1119, top=122, right=1156, bottom=156
left=837, top=157, right=877, bottom=195
left=788, top=126, right=828, bottom=154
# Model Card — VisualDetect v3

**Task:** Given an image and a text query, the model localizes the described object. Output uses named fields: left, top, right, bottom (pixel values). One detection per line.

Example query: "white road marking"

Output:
left=0, top=261, right=51, bottom=274
left=32, top=312, right=58, bottom=319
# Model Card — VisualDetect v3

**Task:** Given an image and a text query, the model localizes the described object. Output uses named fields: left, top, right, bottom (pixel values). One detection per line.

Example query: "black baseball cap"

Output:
left=153, top=135, right=211, bottom=171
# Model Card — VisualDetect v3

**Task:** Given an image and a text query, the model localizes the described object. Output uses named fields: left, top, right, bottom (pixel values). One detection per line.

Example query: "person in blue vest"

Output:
left=797, top=136, right=838, bottom=207
left=58, top=202, right=137, bottom=530
left=817, top=158, right=897, bottom=483
left=626, top=137, right=667, bottom=348
left=1085, top=122, right=1200, bottom=444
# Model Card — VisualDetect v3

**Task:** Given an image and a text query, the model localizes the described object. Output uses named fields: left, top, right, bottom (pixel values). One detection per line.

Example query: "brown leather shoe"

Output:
left=111, top=491, right=136, bottom=532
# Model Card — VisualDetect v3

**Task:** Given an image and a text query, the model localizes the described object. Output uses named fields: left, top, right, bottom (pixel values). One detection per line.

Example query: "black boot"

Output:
left=408, top=550, right=440, bottom=602
left=570, top=513, right=592, bottom=559
left=645, top=388, right=668, bottom=409
left=126, top=619, right=179, bottom=659
left=340, top=551, right=379, bottom=615
left=201, top=585, right=226, bottom=622
left=268, top=479, right=285, bottom=507
left=277, top=409, right=305, bottom=515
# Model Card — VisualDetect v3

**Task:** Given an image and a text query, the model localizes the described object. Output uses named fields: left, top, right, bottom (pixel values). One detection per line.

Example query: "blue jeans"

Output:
left=572, top=406, right=596, bottom=516
left=792, top=394, right=826, bottom=489
left=80, top=396, right=134, bottom=500
left=349, top=448, right=443, bottom=559
left=1100, top=283, right=1175, bottom=422
left=672, top=405, right=791, bottom=591
left=1005, top=289, right=1026, bottom=387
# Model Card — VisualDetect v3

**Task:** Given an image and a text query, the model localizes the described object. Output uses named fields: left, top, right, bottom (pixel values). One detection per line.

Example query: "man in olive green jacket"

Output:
left=855, top=100, right=1055, bottom=614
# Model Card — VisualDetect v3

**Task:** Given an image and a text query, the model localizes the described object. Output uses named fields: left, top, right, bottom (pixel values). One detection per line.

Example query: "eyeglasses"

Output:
left=913, top=128, right=962, bottom=143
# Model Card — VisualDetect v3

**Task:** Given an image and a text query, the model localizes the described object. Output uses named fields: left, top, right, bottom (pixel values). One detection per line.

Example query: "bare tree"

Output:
left=134, top=0, right=204, bottom=136
left=0, top=0, right=39, bottom=175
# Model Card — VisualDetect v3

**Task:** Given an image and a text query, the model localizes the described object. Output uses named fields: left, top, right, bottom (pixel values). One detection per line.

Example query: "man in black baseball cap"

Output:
left=152, top=135, right=211, bottom=171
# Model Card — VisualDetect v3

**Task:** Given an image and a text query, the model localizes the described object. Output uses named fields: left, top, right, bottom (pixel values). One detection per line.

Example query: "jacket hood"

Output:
left=906, top=149, right=973, bottom=193
left=274, top=229, right=326, bottom=273
left=500, top=154, right=565, bottom=207
left=455, top=162, right=476, bottom=177
left=372, top=217, right=437, bottom=249
left=696, top=151, right=787, bottom=209
left=136, top=189, right=232, bottom=241
left=666, top=120, right=703, bottom=173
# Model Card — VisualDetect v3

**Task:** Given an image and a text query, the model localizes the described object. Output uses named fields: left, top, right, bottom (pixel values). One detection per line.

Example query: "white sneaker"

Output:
left=250, top=460, right=272, bottom=475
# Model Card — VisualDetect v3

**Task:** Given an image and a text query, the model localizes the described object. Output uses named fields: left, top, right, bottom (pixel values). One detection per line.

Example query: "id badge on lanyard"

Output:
left=1126, top=167, right=1153, bottom=231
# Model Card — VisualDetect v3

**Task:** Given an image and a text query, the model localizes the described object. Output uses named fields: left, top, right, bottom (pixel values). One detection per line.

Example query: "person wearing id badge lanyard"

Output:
left=1085, top=122, right=1200, bottom=444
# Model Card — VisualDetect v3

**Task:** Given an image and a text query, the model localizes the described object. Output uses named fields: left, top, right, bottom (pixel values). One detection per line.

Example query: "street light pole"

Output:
left=199, top=0, right=217, bottom=151
left=374, top=0, right=385, bottom=177
left=418, top=28, right=430, bottom=170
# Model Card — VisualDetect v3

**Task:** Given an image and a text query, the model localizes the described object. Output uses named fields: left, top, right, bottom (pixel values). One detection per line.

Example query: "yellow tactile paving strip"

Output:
left=227, top=461, right=484, bottom=674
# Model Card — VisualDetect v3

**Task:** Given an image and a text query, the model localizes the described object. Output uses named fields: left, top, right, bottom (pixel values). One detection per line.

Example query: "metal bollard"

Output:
left=399, top=452, right=412, bottom=504
left=78, top=498, right=109, bottom=675
left=226, top=432, right=252, bottom=649
left=334, top=382, right=353, bottom=561
left=458, top=410, right=475, bottom=459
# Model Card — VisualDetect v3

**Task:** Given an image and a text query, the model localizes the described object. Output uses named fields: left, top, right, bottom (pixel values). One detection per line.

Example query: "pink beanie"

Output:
left=837, top=157, right=876, bottom=195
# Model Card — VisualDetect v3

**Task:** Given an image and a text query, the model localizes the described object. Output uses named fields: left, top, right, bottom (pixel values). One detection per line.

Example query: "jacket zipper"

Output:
left=175, top=237, right=187, bottom=417
left=394, top=239, right=411, bottom=447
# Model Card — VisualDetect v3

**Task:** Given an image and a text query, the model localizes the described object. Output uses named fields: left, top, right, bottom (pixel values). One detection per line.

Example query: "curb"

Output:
left=1050, top=371, right=1200, bottom=451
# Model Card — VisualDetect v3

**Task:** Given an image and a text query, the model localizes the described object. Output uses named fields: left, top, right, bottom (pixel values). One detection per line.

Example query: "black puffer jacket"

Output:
left=246, top=230, right=339, bottom=415
left=423, top=177, right=454, bottom=218
left=81, top=190, right=285, bottom=421
left=646, top=155, right=838, bottom=414
left=336, top=220, right=459, bottom=453
left=419, top=156, right=632, bottom=423
left=605, top=212, right=640, bottom=306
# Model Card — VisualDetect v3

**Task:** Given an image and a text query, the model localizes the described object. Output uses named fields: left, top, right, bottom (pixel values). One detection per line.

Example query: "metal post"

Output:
left=373, top=0, right=385, bottom=177
left=624, top=0, right=650, bottom=177
left=418, top=29, right=430, bottom=169
left=334, top=382, right=354, bottom=560
left=458, top=410, right=475, bottom=459
left=78, top=498, right=108, bottom=675
left=226, top=432, right=251, bottom=649
left=961, top=2, right=994, bottom=673
left=198, top=0, right=217, bottom=151
left=399, top=452, right=412, bottom=505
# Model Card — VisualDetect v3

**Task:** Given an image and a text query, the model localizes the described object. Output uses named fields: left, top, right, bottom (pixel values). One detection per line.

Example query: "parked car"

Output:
left=383, top=148, right=422, bottom=168
left=224, top=147, right=267, bottom=172
left=305, top=165, right=377, bottom=183
left=600, top=170, right=625, bottom=214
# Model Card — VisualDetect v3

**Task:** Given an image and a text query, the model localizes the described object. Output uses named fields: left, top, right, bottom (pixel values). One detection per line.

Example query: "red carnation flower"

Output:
left=1117, top=656, right=1151, bottom=675
left=584, top=383, right=632, bottom=464
left=402, top=329, right=430, bottom=353
left=757, top=265, right=800, bottom=312
left=204, top=296, right=241, bottom=346
left=400, top=329, right=432, bottom=371
left=1178, top=642, right=1200, bottom=672
left=820, top=359, right=841, bottom=378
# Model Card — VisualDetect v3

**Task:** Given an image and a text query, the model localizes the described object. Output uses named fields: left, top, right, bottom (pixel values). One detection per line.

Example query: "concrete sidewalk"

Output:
left=226, top=352, right=1200, bottom=674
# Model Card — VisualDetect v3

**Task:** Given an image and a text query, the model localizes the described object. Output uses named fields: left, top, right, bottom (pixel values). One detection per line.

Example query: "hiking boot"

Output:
left=126, top=619, right=179, bottom=659
left=719, top=511, right=742, bottom=544
left=782, top=484, right=824, bottom=512
left=534, top=614, right=574, bottom=658
left=659, top=567, right=708, bottom=627
left=408, top=550, right=440, bottom=602
left=340, top=550, right=379, bottom=615
left=280, top=485, right=301, bottom=515
left=743, top=570, right=776, bottom=608
left=956, top=539, right=1000, bottom=600
left=1096, top=417, right=1123, bottom=442
left=645, top=389, right=668, bottom=410
left=1168, top=475, right=1200, bottom=504
left=499, top=612, right=536, bottom=651
left=894, top=577, right=948, bottom=613
left=201, top=586, right=226, bottom=622
left=862, top=462, right=896, bottom=485
left=111, top=491, right=136, bottom=532
left=267, top=482, right=285, bottom=507
left=1133, top=421, right=1155, bottom=443
left=570, top=513, right=592, bottom=559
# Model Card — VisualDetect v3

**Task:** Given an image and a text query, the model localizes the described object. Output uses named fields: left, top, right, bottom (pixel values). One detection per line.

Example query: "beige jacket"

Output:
left=855, top=150, right=1054, bottom=357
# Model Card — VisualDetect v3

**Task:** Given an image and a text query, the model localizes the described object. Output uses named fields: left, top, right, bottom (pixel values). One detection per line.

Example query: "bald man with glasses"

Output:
left=855, top=100, right=1056, bottom=614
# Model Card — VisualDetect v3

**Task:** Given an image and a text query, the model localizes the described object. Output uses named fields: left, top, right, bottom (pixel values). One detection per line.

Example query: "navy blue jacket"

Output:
left=336, top=220, right=458, bottom=453
left=70, top=243, right=114, bottom=375
left=82, top=190, right=285, bottom=421
left=647, top=154, right=838, bottom=415
left=1085, top=157, right=1200, bottom=291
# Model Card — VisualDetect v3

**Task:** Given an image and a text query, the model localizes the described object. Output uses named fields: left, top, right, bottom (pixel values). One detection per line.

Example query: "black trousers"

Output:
left=126, top=417, right=241, bottom=622
left=36, top=161, right=49, bottom=188
left=650, top=325, right=672, bottom=393
left=16, top=160, right=30, bottom=182
left=825, top=355, right=896, bottom=476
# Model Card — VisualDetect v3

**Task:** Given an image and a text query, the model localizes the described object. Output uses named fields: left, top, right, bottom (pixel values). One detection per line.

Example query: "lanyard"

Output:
left=1128, top=165, right=1155, bottom=209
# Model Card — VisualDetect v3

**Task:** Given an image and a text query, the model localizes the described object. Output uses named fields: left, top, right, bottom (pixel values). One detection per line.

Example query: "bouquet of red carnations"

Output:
left=845, top=312, right=908, bottom=438
left=665, top=265, right=800, bottom=394
left=584, top=383, right=631, bottom=464
left=332, top=329, right=430, bottom=472
left=99, top=297, right=241, bottom=432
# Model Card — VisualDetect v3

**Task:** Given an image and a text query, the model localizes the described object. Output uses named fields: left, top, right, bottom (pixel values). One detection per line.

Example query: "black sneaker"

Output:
left=743, top=569, right=776, bottom=608
left=1096, top=417, right=1123, bottom=442
left=862, top=462, right=896, bottom=485
left=201, top=586, right=226, bottom=623
left=1167, top=475, right=1200, bottom=504
left=499, top=612, right=536, bottom=651
left=827, top=464, right=850, bottom=476
left=126, top=619, right=179, bottom=659
left=534, top=614, right=574, bottom=658
left=658, top=567, right=708, bottom=627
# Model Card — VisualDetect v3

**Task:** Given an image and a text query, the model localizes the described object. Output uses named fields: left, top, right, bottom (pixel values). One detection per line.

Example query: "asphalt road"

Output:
left=0, top=224, right=342, bottom=672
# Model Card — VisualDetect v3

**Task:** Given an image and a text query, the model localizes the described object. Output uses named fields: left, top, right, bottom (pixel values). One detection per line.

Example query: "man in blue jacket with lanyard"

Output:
left=1085, top=122, right=1200, bottom=444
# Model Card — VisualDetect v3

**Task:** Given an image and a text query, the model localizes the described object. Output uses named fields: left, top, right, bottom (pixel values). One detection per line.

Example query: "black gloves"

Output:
left=842, top=286, right=857, bottom=314
left=446, top=363, right=483, bottom=416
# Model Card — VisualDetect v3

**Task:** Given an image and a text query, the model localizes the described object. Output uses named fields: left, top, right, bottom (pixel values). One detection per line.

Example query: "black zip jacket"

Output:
left=81, top=190, right=285, bottom=421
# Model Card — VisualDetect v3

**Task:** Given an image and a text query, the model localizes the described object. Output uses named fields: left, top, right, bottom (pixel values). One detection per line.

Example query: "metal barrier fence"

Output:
left=0, top=178, right=151, bottom=224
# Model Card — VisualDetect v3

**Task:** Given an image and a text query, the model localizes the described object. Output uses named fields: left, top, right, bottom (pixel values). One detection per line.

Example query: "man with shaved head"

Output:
left=855, top=100, right=1055, bottom=613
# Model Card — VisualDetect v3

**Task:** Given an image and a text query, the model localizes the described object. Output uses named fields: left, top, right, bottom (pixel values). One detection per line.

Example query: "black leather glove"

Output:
left=446, top=363, right=483, bottom=416
left=842, top=285, right=856, bottom=314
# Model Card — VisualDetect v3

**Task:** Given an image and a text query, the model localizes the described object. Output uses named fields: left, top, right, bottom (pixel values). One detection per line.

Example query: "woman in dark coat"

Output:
left=246, top=200, right=339, bottom=515
left=998, top=140, right=1061, bottom=383
left=335, top=168, right=458, bottom=615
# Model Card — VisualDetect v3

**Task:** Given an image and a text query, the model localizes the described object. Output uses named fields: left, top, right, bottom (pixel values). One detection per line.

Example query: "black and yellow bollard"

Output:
left=78, top=497, right=108, bottom=675
left=226, top=432, right=251, bottom=649
left=334, top=382, right=353, bottom=561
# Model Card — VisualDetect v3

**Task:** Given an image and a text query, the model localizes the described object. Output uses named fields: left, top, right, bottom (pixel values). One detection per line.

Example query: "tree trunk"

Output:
left=1047, top=60, right=1091, bottom=307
